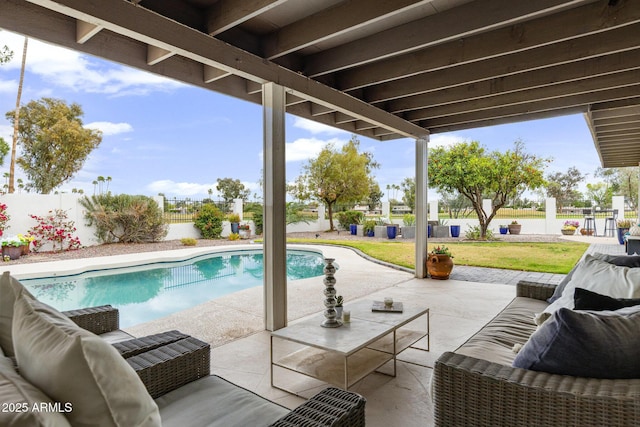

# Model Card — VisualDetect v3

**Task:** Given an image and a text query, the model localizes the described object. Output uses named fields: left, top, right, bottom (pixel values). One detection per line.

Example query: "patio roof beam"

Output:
left=334, top=0, right=638, bottom=91
left=76, top=20, right=102, bottom=44
left=304, top=0, right=595, bottom=77
left=206, top=0, right=288, bottom=36
left=20, top=0, right=427, bottom=139
left=365, top=23, right=640, bottom=104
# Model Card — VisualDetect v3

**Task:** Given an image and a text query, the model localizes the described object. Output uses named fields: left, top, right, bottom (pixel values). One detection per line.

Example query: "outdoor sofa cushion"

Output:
left=155, top=374, right=289, bottom=427
left=540, top=255, right=640, bottom=323
left=12, top=291, right=161, bottom=427
left=513, top=305, right=640, bottom=379
left=0, top=271, right=36, bottom=357
left=0, top=345, right=73, bottom=427
left=574, top=288, right=640, bottom=311
left=547, top=252, right=632, bottom=303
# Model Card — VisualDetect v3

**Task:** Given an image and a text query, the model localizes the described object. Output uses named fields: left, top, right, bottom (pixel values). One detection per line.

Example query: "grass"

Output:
left=285, top=238, right=590, bottom=274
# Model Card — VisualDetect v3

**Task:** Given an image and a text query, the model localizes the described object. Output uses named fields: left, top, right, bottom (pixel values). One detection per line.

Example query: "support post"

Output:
left=262, top=82, right=287, bottom=331
left=415, top=135, right=429, bottom=278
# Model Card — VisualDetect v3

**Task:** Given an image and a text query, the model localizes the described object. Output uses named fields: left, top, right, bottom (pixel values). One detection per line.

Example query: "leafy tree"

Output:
left=366, top=180, right=383, bottom=212
left=437, top=189, right=474, bottom=219
left=595, top=166, right=638, bottom=210
left=289, top=136, right=379, bottom=230
left=6, top=97, right=102, bottom=193
left=0, top=137, right=9, bottom=166
left=586, top=182, right=611, bottom=207
left=428, top=140, right=547, bottom=239
left=0, top=44, right=12, bottom=64
left=545, top=166, right=586, bottom=212
left=216, top=177, right=250, bottom=207
left=193, top=203, right=225, bottom=239
left=401, top=177, right=416, bottom=211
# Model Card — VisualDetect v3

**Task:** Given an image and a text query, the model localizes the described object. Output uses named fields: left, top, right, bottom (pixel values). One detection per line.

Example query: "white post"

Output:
left=415, top=135, right=429, bottom=278
left=262, top=82, right=287, bottom=331
left=428, top=200, right=438, bottom=221
left=232, top=198, right=243, bottom=221
left=545, top=198, right=556, bottom=234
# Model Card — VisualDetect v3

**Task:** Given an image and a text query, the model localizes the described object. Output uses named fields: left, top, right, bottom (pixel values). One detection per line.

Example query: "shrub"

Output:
left=403, top=214, right=416, bottom=226
left=245, top=204, right=263, bottom=235
left=28, top=209, right=82, bottom=252
left=80, top=194, right=168, bottom=243
left=465, top=225, right=495, bottom=241
left=193, top=203, right=225, bottom=239
left=228, top=232, right=240, bottom=241
left=180, top=237, right=197, bottom=246
left=335, top=210, right=364, bottom=230
left=227, top=213, right=241, bottom=223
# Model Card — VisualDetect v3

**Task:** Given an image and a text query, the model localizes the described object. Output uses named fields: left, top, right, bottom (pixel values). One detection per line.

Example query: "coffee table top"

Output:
left=271, top=301, right=428, bottom=356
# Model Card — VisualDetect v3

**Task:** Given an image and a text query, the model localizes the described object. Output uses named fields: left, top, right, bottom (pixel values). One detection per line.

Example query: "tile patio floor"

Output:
left=9, top=236, right=625, bottom=427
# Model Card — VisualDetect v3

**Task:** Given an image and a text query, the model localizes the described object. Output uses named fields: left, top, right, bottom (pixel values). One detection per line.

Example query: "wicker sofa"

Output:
left=0, top=272, right=366, bottom=427
left=433, top=280, right=640, bottom=427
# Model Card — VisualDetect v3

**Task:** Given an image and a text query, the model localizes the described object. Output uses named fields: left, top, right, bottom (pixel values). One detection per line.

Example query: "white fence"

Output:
left=0, top=194, right=629, bottom=248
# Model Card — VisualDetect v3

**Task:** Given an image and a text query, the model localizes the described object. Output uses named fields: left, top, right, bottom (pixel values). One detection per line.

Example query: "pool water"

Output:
left=21, top=250, right=326, bottom=328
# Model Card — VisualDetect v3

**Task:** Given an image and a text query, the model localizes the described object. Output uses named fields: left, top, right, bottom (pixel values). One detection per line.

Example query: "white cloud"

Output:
left=286, top=137, right=345, bottom=162
left=0, top=30, right=183, bottom=96
left=429, top=134, right=466, bottom=148
left=292, top=117, right=349, bottom=135
left=146, top=180, right=217, bottom=196
left=0, top=78, right=17, bottom=94
left=85, top=121, right=134, bottom=136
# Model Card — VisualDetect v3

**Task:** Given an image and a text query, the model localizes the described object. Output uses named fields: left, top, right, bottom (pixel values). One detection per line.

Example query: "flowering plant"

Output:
left=0, top=203, right=10, bottom=237
left=562, top=220, right=580, bottom=230
left=1, top=236, right=23, bottom=247
left=429, top=245, right=453, bottom=258
left=238, top=223, right=250, bottom=231
left=28, top=209, right=82, bottom=252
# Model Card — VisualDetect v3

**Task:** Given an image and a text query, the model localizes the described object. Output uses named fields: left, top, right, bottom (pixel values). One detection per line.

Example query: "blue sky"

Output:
left=0, top=30, right=602, bottom=201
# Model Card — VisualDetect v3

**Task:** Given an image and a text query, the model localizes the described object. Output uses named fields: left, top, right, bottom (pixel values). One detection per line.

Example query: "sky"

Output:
left=0, top=29, right=603, bottom=201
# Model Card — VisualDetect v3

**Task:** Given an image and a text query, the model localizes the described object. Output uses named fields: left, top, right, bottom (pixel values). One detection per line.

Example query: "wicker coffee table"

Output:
left=270, top=300, right=429, bottom=393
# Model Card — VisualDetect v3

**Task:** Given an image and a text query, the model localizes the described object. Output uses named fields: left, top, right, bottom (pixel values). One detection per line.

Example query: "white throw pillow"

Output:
left=540, top=254, right=640, bottom=322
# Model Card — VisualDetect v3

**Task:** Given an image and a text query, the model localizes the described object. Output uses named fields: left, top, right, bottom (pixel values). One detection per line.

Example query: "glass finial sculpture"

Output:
left=321, top=258, right=342, bottom=328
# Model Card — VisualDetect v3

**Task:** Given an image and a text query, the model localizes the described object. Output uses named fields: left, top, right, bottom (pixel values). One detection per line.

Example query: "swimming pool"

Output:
left=21, top=249, right=326, bottom=328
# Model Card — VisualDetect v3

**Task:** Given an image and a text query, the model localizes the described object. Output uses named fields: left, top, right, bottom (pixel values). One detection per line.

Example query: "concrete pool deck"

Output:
left=6, top=238, right=625, bottom=426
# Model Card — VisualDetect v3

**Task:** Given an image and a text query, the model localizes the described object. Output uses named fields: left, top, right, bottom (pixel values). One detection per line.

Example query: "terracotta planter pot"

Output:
left=20, top=243, right=29, bottom=255
left=508, top=224, right=521, bottom=235
left=426, top=254, right=454, bottom=280
left=2, top=246, right=22, bottom=260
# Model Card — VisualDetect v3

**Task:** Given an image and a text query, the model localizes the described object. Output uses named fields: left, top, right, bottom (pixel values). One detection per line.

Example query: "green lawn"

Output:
left=286, top=238, right=589, bottom=274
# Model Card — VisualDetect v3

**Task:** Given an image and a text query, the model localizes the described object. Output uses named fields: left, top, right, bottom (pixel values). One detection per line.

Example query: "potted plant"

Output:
left=335, top=295, right=343, bottom=319
left=363, top=220, right=376, bottom=237
left=426, top=245, right=454, bottom=280
left=227, top=213, right=241, bottom=234
left=401, top=214, right=416, bottom=239
left=508, top=220, right=521, bottom=235
left=450, top=224, right=461, bottom=238
left=0, top=203, right=9, bottom=238
left=432, top=219, right=450, bottom=238
left=238, top=223, right=251, bottom=239
left=617, top=219, right=633, bottom=245
left=498, top=225, right=508, bottom=235
left=374, top=217, right=387, bottom=238
left=1, top=236, right=23, bottom=260
left=17, top=233, right=34, bottom=255
left=561, top=220, right=579, bottom=236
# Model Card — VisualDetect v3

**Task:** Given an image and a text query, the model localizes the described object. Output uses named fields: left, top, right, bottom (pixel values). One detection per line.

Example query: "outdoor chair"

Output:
left=603, top=209, right=618, bottom=237
left=582, top=209, right=596, bottom=235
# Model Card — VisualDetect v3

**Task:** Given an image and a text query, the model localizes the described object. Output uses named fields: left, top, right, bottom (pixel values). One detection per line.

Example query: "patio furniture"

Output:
left=0, top=272, right=367, bottom=426
left=582, top=208, right=597, bottom=235
left=433, top=278, right=640, bottom=426
left=603, top=209, right=618, bottom=237
left=271, top=300, right=429, bottom=392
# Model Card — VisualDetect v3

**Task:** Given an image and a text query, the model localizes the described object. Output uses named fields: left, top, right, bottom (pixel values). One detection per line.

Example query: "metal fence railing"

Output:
left=163, top=198, right=228, bottom=223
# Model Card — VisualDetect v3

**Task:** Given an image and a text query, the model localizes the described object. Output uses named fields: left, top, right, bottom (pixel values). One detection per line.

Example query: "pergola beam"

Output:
left=206, top=0, right=287, bottom=36
left=304, top=0, right=594, bottom=76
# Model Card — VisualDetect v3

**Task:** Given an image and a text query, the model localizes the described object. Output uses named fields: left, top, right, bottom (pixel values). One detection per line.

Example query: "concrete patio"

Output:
left=8, top=238, right=625, bottom=426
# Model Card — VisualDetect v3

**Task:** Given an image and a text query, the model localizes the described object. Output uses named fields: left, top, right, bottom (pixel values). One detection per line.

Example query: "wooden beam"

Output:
left=304, top=0, right=594, bottom=76
left=76, top=19, right=102, bottom=44
left=20, top=0, right=426, bottom=139
left=334, top=0, right=639, bottom=90
left=203, top=65, right=230, bottom=83
left=593, top=116, right=640, bottom=127
left=366, top=23, right=640, bottom=104
left=262, top=0, right=426, bottom=59
left=595, top=123, right=640, bottom=134
left=406, top=69, right=640, bottom=122
left=389, top=48, right=640, bottom=114
left=206, top=0, right=287, bottom=36
left=147, top=45, right=174, bottom=65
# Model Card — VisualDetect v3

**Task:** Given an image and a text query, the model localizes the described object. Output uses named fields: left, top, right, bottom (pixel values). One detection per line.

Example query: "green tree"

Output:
left=6, top=97, right=102, bottom=193
left=595, top=166, right=638, bottom=210
left=290, top=136, right=379, bottom=230
left=0, top=137, right=9, bottom=166
left=545, top=166, right=586, bottom=212
left=586, top=182, right=611, bottom=207
left=401, top=177, right=415, bottom=211
left=428, top=140, right=547, bottom=239
left=216, top=177, right=250, bottom=207
left=366, top=180, right=383, bottom=212
left=438, top=189, right=474, bottom=218
left=0, top=44, right=12, bottom=64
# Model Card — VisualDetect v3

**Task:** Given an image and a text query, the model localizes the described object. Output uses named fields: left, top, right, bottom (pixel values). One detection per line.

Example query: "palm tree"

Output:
left=9, top=37, right=28, bottom=193
left=97, top=176, right=105, bottom=194
left=105, top=176, right=112, bottom=194
left=92, top=180, right=98, bottom=195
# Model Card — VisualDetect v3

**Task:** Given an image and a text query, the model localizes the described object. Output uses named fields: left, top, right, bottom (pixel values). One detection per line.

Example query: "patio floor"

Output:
left=9, top=237, right=625, bottom=426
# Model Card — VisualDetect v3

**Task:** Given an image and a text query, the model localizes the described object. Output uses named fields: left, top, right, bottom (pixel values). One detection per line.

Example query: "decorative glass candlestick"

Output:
left=321, top=258, right=342, bottom=328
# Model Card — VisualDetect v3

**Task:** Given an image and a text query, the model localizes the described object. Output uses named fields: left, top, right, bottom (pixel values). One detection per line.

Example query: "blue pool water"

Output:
left=21, top=249, right=326, bottom=328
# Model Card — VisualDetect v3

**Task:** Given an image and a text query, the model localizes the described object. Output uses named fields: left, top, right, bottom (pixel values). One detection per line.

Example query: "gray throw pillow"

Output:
left=513, top=305, right=640, bottom=379
left=574, top=288, right=640, bottom=311
left=548, top=253, right=623, bottom=303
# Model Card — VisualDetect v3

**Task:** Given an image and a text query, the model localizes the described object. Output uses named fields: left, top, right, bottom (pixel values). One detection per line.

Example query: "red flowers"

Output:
left=28, top=209, right=82, bottom=252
